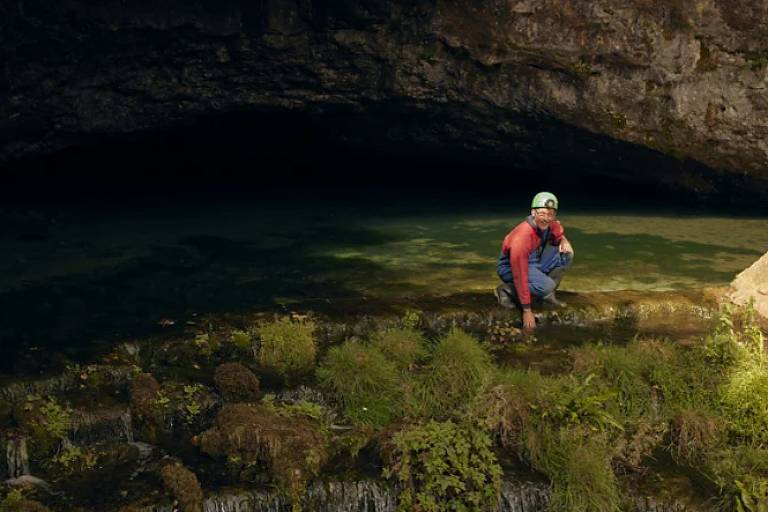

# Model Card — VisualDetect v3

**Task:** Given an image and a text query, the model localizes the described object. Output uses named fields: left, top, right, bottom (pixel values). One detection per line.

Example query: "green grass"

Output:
left=406, top=329, right=494, bottom=420
left=316, top=340, right=402, bottom=428
left=371, top=327, right=428, bottom=371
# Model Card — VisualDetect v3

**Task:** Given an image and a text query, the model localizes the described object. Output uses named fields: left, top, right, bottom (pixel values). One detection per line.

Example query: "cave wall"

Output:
left=2, top=0, right=768, bottom=201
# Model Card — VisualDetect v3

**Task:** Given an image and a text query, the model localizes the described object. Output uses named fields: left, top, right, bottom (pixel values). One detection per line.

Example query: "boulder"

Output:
left=728, top=252, right=768, bottom=319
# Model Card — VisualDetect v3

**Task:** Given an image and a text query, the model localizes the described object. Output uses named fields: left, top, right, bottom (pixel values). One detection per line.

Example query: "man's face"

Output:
left=531, top=208, right=557, bottom=230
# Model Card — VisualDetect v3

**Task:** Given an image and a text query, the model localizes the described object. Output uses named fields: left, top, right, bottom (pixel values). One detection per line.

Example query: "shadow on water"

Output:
left=0, top=224, right=413, bottom=376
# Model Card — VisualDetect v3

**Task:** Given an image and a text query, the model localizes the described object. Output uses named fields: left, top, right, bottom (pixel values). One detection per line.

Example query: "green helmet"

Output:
left=531, top=192, right=559, bottom=210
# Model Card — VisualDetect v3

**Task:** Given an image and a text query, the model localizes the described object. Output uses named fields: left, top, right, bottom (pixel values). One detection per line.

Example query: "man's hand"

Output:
left=559, top=237, right=573, bottom=255
left=522, top=309, right=536, bottom=330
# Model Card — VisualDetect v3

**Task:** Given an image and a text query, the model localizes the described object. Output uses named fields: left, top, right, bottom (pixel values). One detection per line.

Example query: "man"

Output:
left=495, top=192, right=574, bottom=330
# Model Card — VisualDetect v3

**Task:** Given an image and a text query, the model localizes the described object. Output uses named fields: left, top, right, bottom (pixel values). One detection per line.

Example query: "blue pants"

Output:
left=498, top=244, right=572, bottom=299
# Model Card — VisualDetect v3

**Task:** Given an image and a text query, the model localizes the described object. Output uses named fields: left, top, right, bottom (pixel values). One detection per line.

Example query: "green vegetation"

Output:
left=471, top=302, right=768, bottom=511
left=370, top=327, right=428, bottom=370
left=14, top=395, right=72, bottom=461
left=383, top=421, right=501, bottom=512
left=316, top=340, right=401, bottom=428
left=0, top=489, right=51, bottom=512
left=745, top=50, right=768, bottom=71
left=257, top=317, right=317, bottom=377
left=51, top=442, right=97, bottom=473
left=407, top=329, right=493, bottom=420
left=230, top=329, right=254, bottom=352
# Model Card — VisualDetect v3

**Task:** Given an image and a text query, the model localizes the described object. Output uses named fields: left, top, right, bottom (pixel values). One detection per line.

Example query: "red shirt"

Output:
left=500, top=218, right=564, bottom=307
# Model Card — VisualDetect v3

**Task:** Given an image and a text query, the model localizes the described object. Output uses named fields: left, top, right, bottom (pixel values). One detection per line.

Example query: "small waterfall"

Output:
left=304, top=481, right=397, bottom=512
left=0, top=364, right=134, bottom=404
left=497, top=480, right=549, bottom=512
left=133, top=478, right=706, bottom=512
left=122, top=409, right=135, bottom=442
left=6, top=435, right=30, bottom=479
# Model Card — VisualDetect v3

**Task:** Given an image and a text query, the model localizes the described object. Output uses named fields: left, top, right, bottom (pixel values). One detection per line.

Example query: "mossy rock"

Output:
left=129, top=373, right=161, bottom=420
left=213, top=363, right=260, bottom=403
left=160, top=462, right=203, bottom=512
left=198, top=403, right=327, bottom=500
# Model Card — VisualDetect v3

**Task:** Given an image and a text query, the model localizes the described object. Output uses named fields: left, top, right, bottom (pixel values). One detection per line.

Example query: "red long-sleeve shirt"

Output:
left=500, top=218, right=564, bottom=308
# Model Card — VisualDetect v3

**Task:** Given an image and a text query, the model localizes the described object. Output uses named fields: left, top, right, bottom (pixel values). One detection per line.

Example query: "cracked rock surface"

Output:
left=2, top=0, right=768, bottom=201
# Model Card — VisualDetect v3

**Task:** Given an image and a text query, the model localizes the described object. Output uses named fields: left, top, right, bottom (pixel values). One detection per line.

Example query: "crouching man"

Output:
left=495, top=192, right=574, bottom=330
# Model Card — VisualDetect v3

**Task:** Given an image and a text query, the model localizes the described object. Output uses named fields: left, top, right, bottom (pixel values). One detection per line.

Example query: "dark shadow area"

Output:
left=0, top=224, right=409, bottom=376
left=3, top=107, right=762, bottom=214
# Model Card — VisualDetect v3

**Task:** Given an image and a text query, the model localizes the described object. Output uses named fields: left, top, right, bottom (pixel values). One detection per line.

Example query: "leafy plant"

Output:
left=383, top=421, right=502, bottom=512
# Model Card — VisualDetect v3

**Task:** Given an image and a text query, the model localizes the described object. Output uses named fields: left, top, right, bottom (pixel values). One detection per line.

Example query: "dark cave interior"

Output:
left=0, top=107, right=738, bottom=214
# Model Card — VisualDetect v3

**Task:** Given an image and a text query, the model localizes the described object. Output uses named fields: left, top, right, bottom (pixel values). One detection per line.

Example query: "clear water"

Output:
left=1, top=192, right=766, bottom=375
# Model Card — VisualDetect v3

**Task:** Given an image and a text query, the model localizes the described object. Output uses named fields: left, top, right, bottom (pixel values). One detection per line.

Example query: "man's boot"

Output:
left=542, top=267, right=567, bottom=307
left=548, top=267, right=566, bottom=290
left=541, top=290, right=566, bottom=307
left=494, top=283, right=517, bottom=309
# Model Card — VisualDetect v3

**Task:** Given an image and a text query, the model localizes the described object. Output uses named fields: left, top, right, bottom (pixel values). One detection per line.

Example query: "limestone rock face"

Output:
left=2, top=0, right=768, bottom=200
left=729, top=251, right=768, bottom=320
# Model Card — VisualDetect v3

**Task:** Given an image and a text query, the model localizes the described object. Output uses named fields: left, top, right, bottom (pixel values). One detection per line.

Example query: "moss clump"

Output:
left=317, top=340, right=401, bottom=428
left=129, top=373, right=161, bottom=420
left=382, top=421, right=501, bottom=512
left=256, top=317, right=317, bottom=378
left=213, top=362, right=260, bottom=403
left=408, top=329, right=493, bottom=420
left=370, top=327, right=428, bottom=371
left=230, top=329, right=254, bottom=352
left=160, top=462, right=204, bottom=512
left=197, top=403, right=327, bottom=504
